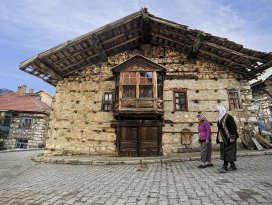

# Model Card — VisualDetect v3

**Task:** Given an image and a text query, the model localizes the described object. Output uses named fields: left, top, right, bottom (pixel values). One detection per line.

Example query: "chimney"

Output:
left=29, top=88, right=34, bottom=94
left=17, top=85, right=27, bottom=95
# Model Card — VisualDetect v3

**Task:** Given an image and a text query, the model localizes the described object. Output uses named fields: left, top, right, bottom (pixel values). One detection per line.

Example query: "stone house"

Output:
left=19, top=9, right=272, bottom=157
left=0, top=86, right=51, bottom=149
left=36, top=90, right=53, bottom=107
left=250, top=74, right=272, bottom=131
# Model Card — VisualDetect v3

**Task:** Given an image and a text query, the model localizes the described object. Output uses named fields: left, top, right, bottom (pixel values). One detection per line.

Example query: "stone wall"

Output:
left=3, top=112, right=49, bottom=149
left=251, top=77, right=272, bottom=131
left=162, top=79, right=253, bottom=155
left=37, top=91, right=53, bottom=107
left=46, top=45, right=255, bottom=156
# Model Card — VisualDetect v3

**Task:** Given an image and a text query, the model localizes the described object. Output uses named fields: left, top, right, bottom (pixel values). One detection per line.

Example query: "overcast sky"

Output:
left=0, top=0, right=271, bottom=95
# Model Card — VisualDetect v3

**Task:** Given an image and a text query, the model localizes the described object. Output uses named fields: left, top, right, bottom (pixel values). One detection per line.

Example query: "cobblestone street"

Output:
left=0, top=151, right=272, bottom=205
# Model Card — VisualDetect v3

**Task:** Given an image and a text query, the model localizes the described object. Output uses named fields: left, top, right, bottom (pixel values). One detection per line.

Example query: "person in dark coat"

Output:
left=216, top=105, right=239, bottom=173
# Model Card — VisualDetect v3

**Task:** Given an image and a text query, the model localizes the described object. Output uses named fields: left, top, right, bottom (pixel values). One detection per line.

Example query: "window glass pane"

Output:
left=175, top=92, right=187, bottom=110
left=116, top=75, right=119, bottom=86
left=104, top=94, right=109, bottom=102
left=140, top=72, right=146, bottom=77
left=20, top=118, right=32, bottom=128
left=147, top=72, right=152, bottom=78
left=158, top=86, right=163, bottom=99
left=108, top=94, right=112, bottom=102
left=123, top=85, right=136, bottom=98
left=228, top=91, right=240, bottom=109
left=102, top=92, right=113, bottom=111
left=140, top=72, right=152, bottom=85
left=139, top=85, right=153, bottom=98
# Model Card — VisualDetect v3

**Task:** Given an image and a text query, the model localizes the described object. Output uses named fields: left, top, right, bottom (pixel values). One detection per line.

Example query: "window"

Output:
left=139, top=72, right=153, bottom=98
left=157, top=73, right=163, bottom=99
left=121, top=71, right=155, bottom=99
left=3, top=114, right=12, bottom=127
left=16, top=139, right=28, bottom=149
left=19, top=118, right=32, bottom=128
left=115, top=75, right=119, bottom=101
left=174, top=91, right=187, bottom=111
left=123, top=72, right=136, bottom=98
left=228, top=90, right=241, bottom=110
left=102, top=92, right=113, bottom=112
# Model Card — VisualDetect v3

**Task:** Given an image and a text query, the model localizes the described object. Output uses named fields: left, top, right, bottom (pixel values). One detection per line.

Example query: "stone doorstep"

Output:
left=0, top=148, right=44, bottom=153
left=33, top=149, right=272, bottom=166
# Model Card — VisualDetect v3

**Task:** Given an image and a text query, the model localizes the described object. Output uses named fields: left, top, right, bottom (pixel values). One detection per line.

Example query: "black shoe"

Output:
left=218, top=166, right=228, bottom=173
left=198, top=164, right=207, bottom=169
left=228, top=164, right=237, bottom=171
left=206, top=163, right=213, bottom=167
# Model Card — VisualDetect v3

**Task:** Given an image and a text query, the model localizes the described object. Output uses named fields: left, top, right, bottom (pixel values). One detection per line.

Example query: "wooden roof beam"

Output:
left=63, top=36, right=142, bottom=77
left=34, top=59, right=63, bottom=80
left=150, top=32, right=191, bottom=49
left=189, top=31, right=206, bottom=57
left=198, top=49, right=252, bottom=72
left=90, top=33, right=108, bottom=62
left=201, top=41, right=266, bottom=63
left=141, top=7, right=151, bottom=44
left=250, top=59, right=272, bottom=76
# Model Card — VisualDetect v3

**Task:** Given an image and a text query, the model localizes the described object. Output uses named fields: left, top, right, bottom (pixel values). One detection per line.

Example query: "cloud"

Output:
left=0, top=72, right=29, bottom=80
left=0, top=0, right=271, bottom=53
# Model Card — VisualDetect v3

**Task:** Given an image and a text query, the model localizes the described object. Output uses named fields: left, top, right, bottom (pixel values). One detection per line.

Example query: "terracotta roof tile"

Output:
left=0, top=92, right=51, bottom=114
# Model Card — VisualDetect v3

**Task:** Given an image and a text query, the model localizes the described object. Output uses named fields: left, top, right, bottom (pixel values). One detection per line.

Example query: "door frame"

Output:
left=116, top=120, right=162, bottom=157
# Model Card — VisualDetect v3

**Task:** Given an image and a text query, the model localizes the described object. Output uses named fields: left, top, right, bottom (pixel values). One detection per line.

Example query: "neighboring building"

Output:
left=19, top=9, right=272, bottom=157
left=0, top=85, right=51, bottom=149
left=36, top=90, right=53, bottom=107
left=251, top=74, right=272, bottom=131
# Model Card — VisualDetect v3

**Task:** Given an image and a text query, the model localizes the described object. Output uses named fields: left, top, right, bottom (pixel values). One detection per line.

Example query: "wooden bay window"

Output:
left=111, top=55, right=166, bottom=111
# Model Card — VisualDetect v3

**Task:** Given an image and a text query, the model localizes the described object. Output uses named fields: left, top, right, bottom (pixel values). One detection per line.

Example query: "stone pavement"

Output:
left=1, top=150, right=272, bottom=205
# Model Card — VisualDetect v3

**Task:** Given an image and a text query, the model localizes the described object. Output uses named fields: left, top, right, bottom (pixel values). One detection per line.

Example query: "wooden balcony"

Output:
left=113, top=98, right=164, bottom=118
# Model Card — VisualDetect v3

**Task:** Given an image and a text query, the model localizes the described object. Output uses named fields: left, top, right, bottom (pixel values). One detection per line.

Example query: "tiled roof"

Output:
left=0, top=92, right=51, bottom=114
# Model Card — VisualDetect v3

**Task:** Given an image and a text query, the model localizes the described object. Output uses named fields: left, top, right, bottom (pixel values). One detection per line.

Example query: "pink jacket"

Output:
left=198, top=120, right=212, bottom=141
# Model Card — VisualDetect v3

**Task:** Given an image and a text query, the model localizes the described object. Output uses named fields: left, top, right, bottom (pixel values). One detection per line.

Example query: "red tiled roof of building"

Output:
left=0, top=92, right=51, bottom=114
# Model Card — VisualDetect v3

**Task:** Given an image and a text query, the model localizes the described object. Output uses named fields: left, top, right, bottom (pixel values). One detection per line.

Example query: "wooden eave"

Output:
left=19, top=8, right=272, bottom=86
left=111, top=54, right=167, bottom=74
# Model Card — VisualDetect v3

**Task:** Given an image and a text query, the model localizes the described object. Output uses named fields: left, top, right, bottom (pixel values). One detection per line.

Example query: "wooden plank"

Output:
left=150, top=32, right=191, bottom=49
left=198, top=50, right=250, bottom=71
left=202, top=41, right=266, bottom=62
left=105, top=36, right=142, bottom=52
left=101, top=27, right=142, bottom=45
left=251, top=59, right=272, bottom=75
left=51, top=42, right=95, bottom=64
left=35, top=59, right=62, bottom=80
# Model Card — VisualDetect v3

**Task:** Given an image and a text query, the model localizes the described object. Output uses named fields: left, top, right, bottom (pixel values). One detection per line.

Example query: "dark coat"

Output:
left=217, top=114, right=238, bottom=162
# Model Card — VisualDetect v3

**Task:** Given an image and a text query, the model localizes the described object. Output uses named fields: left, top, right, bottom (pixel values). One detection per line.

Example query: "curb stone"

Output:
left=247, top=151, right=265, bottom=156
left=32, top=150, right=272, bottom=166
left=0, top=148, right=43, bottom=153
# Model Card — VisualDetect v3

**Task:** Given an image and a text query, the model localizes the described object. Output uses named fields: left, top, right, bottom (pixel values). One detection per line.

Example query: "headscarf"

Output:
left=196, top=113, right=206, bottom=119
left=217, top=105, right=227, bottom=121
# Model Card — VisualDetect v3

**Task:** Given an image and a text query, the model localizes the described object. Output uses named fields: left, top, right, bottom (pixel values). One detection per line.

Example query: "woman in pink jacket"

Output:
left=197, top=112, right=213, bottom=168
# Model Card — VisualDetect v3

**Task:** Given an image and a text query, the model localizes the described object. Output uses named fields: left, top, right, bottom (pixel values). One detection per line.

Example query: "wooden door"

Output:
left=119, top=127, right=138, bottom=157
left=139, top=127, right=159, bottom=157
left=118, top=124, right=161, bottom=157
